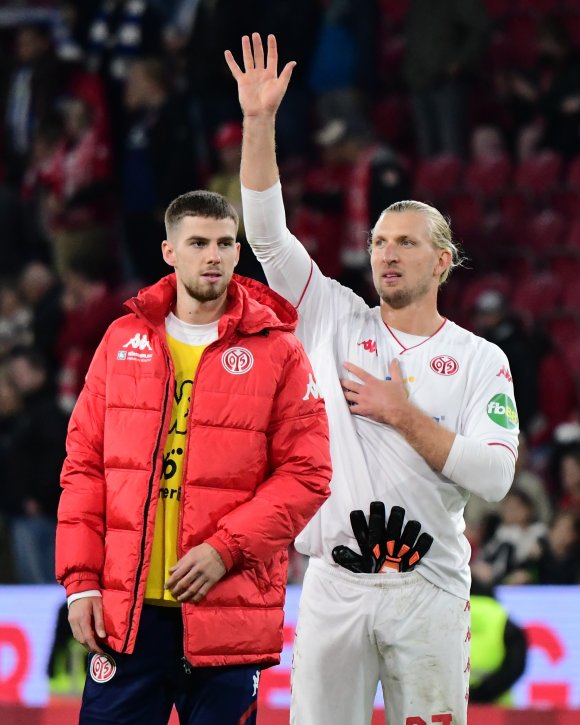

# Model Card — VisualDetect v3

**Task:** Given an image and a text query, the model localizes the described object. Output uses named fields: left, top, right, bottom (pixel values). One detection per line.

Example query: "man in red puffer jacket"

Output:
left=55, top=189, right=331, bottom=725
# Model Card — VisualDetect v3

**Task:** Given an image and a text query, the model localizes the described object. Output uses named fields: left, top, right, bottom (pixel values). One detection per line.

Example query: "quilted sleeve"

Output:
left=206, top=335, right=332, bottom=569
left=55, top=327, right=110, bottom=595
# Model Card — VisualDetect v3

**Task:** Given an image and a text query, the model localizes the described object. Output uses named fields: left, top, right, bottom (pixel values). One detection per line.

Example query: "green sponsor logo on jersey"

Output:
left=487, top=394, right=518, bottom=429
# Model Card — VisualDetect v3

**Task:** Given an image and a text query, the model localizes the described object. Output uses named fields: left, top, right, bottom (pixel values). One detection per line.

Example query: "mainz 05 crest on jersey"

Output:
left=487, top=393, right=518, bottom=429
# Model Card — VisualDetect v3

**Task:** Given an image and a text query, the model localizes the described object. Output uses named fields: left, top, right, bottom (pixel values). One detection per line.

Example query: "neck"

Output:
left=380, top=296, right=444, bottom=336
left=174, top=291, right=227, bottom=325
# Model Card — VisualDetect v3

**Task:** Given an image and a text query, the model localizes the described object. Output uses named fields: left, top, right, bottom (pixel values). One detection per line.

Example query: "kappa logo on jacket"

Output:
left=303, top=373, right=322, bottom=400
left=123, top=333, right=152, bottom=351
left=117, top=332, right=153, bottom=362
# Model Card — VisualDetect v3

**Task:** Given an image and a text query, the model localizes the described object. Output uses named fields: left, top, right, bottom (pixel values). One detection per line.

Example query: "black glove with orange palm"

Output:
left=332, top=502, right=433, bottom=573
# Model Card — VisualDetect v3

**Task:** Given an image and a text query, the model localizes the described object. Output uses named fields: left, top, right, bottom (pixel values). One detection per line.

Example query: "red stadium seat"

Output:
left=515, top=0, right=560, bottom=11
left=544, top=247, right=580, bottom=286
left=483, top=0, right=511, bottom=19
left=512, top=272, right=562, bottom=318
left=537, top=351, right=578, bottom=434
left=515, top=151, right=564, bottom=199
left=464, top=155, right=513, bottom=199
left=565, top=154, right=580, bottom=189
left=504, top=12, right=539, bottom=70
left=378, top=0, right=410, bottom=28
left=523, top=210, right=567, bottom=255
left=413, top=154, right=464, bottom=202
left=541, top=309, right=580, bottom=350
left=497, top=189, right=534, bottom=242
left=372, top=95, right=409, bottom=144
left=558, top=10, right=580, bottom=51
left=549, top=189, right=580, bottom=220
left=446, top=191, right=485, bottom=242
left=562, top=281, right=580, bottom=310
left=565, top=220, right=580, bottom=249
left=461, top=273, right=512, bottom=313
left=494, top=247, right=536, bottom=283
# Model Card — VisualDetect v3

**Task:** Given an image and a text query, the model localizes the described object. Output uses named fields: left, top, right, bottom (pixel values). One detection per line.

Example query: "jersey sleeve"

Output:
left=459, top=341, right=519, bottom=457
left=242, top=181, right=369, bottom=351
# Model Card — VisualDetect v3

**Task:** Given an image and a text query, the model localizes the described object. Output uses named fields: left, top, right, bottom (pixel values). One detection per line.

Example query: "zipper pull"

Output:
left=181, top=656, right=192, bottom=675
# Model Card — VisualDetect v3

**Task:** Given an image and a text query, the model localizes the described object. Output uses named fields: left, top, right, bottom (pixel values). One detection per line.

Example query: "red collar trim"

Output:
left=383, top=318, right=448, bottom=353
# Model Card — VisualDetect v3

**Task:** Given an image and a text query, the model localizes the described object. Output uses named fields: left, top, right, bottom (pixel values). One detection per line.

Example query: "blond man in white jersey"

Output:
left=226, top=34, right=518, bottom=725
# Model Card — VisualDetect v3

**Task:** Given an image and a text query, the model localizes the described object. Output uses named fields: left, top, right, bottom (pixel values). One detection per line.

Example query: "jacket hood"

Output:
left=123, top=273, right=298, bottom=337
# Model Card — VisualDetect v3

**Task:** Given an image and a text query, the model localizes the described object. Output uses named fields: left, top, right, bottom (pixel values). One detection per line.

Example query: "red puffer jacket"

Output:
left=56, top=273, right=331, bottom=667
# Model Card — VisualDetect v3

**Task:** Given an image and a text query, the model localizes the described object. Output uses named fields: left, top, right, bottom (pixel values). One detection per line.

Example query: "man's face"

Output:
left=162, top=215, right=240, bottom=303
left=369, top=210, right=450, bottom=309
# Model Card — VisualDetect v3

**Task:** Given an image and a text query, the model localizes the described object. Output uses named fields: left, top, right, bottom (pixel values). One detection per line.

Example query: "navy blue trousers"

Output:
left=80, top=605, right=260, bottom=725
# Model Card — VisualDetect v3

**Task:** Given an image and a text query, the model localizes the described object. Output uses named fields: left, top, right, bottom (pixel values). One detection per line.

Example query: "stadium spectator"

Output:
left=54, top=254, right=123, bottom=411
left=55, top=190, right=331, bottom=724
left=527, top=510, right=580, bottom=585
left=4, top=347, right=68, bottom=583
left=403, top=0, right=490, bottom=159
left=471, top=489, right=548, bottom=587
left=121, top=56, right=199, bottom=284
left=18, top=261, right=63, bottom=385
left=558, top=445, right=580, bottom=513
left=0, top=279, right=33, bottom=361
left=471, top=290, right=540, bottom=435
left=228, top=33, right=517, bottom=725
left=1, top=22, right=68, bottom=186
left=469, top=579, right=528, bottom=705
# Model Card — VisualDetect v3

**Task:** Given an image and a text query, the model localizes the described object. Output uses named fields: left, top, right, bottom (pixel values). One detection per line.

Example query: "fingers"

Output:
left=224, top=49, right=243, bottom=80
left=343, top=362, right=370, bottom=382
left=92, top=599, right=106, bottom=639
left=265, top=34, right=277, bottom=73
left=172, top=570, right=213, bottom=603
left=389, top=358, right=403, bottom=383
left=69, top=604, right=105, bottom=653
left=252, top=32, right=264, bottom=70
left=241, top=34, right=255, bottom=72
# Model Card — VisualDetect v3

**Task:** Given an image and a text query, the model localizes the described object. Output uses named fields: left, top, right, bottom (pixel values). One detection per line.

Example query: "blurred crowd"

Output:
left=0, top=0, right=579, bottom=588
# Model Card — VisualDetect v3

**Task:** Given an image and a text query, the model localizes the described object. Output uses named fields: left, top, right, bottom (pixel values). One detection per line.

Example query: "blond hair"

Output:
left=376, top=200, right=465, bottom=285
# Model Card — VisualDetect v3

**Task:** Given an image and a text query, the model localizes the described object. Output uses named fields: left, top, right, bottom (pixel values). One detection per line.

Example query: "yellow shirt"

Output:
left=144, top=314, right=218, bottom=604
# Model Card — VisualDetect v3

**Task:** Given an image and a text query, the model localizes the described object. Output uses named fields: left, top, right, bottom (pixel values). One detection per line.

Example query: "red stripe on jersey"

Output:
left=296, top=259, right=314, bottom=310
left=488, top=442, right=517, bottom=459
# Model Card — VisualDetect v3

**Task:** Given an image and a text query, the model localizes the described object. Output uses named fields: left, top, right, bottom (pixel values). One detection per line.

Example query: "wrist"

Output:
left=243, top=113, right=276, bottom=126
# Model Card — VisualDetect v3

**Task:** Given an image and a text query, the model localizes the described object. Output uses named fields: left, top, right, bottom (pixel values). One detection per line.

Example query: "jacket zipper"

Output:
left=178, top=337, right=222, bottom=668
left=121, top=347, right=172, bottom=653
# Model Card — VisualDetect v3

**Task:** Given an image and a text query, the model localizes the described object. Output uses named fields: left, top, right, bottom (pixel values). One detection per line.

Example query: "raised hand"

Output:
left=224, top=33, right=296, bottom=118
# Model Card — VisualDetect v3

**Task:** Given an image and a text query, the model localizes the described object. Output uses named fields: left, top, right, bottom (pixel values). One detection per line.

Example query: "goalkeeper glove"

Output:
left=332, top=502, right=433, bottom=573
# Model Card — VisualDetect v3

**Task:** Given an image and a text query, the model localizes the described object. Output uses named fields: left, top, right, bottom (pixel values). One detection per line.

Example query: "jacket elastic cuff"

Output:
left=205, top=534, right=242, bottom=571
left=65, top=576, right=101, bottom=597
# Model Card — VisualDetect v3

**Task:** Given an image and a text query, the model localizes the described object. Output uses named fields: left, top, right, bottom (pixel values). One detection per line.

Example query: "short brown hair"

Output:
left=164, top=190, right=239, bottom=236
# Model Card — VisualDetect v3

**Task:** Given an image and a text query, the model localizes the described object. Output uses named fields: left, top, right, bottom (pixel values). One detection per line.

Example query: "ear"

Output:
left=162, top=239, right=175, bottom=267
left=434, top=248, right=452, bottom=279
left=234, top=241, right=241, bottom=268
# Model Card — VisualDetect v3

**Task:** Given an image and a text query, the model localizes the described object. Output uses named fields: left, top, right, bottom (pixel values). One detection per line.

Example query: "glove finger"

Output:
left=332, top=546, right=372, bottom=573
left=401, top=533, right=434, bottom=571
left=350, top=510, right=371, bottom=559
left=369, top=501, right=386, bottom=560
left=385, top=506, right=404, bottom=556
left=397, top=520, right=421, bottom=557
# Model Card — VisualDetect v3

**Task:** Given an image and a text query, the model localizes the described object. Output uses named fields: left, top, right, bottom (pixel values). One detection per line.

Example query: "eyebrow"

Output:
left=184, top=235, right=236, bottom=243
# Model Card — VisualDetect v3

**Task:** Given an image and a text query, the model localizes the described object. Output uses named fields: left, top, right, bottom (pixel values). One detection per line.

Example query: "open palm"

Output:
left=225, top=33, right=295, bottom=117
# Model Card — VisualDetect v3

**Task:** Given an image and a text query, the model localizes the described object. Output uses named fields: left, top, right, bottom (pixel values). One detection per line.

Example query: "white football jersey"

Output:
left=242, top=182, right=519, bottom=599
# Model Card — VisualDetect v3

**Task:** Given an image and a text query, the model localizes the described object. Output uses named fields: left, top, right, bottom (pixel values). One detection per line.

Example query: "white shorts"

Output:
left=290, top=558, right=470, bottom=725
